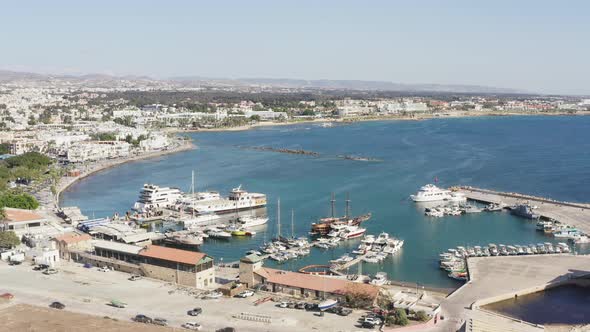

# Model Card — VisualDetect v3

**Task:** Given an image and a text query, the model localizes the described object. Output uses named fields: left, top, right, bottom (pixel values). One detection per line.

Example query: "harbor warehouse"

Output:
left=138, top=245, right=215, bottom=288
left=240, top=255, right=378, bottom=301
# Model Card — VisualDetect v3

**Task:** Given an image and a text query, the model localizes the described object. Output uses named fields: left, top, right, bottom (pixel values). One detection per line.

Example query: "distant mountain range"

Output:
left=0, top=69, right=525, bottom=94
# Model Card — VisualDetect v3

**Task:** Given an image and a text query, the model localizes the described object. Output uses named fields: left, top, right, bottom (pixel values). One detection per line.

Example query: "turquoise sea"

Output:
left=61, top=116, right=590, bottom=289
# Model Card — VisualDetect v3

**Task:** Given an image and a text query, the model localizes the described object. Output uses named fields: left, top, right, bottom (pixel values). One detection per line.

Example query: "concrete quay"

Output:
left=456, top=186, right=590, bottom=234
left=432, top=255, right=590, bottom=332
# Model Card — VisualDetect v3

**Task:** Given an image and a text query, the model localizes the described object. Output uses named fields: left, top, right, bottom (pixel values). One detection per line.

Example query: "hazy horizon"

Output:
left=2, top=0, right=589, bottom=94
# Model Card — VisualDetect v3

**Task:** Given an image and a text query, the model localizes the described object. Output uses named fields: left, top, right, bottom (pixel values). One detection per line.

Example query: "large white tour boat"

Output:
left=410, top=184, right=452, bottom=202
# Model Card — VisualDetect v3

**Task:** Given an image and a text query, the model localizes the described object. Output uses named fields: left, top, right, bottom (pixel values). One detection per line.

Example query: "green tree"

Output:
left=394, top=308, right=409, bottom=326
left=4, top=152, right=52, bottom=170
left=301, top=109, right=315, bottom=116
left=249, top=115, right=261, bottom=122
left=0, top=231, right=20, bottom=248
left=0, top=143, right=10, bottom=154
left=0, top=192, right=40, bottom=210
left=415, top=310, right=429, bottom=322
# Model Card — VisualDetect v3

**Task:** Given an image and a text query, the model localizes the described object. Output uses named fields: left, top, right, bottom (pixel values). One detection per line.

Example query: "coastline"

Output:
left=52, top=138, right=196, bottom=210
left=168, top=110, right=590, bottom=134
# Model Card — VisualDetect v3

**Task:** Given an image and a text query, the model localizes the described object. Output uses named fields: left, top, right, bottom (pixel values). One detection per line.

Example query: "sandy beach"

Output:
left=168, top=110, right=589, bottom=134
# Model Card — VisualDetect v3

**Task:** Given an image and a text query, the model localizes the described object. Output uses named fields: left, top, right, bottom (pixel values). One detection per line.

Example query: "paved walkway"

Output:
left=428, top=255, right=590, bottom=332
left=457, top=187, right=590, bottom=234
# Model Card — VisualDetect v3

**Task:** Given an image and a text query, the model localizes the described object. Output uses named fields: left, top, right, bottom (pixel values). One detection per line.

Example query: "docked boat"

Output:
left=133, top=184, right=183, bottom=212
left=447, top=192, right=467, bottom=202
left=411, top=184, right=452, bottom=202
left=206, top=228, right=232, bottom=239
left=238, top=215, right=269, bottom=228
left=187, top=185, right=267, bottom=215
left=339, top=226, right=366, bottom=239
left=553, top=228, right=581, bottom=239
left=374, top=232, right=390, bottom=245
left=310, top=213, right=372, bottom=236
left=510, top=204, right=540, bottom=219
left=484, top=203, right=504, bottom=212
left=318, top=299, right=338, bottom=311
left=182, top=213, right=220, bottom=227
left=462, top=204, right=483, bottom=213
left=370, top=272, right=388, bottom=286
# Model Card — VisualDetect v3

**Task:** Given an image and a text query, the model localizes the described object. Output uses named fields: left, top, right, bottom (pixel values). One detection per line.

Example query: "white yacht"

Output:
left=370, top=272, right=388, bottom=286
left=238, top=215, right=269, bottom=228
left=410, top=184, right=452, bottom=202
left=133, top=184, right=183, bottom=212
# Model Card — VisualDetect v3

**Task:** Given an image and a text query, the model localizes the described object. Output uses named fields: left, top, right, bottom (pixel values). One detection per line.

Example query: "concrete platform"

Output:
left=457, top=187, right=590, bottom=234
left=433, top=255, right=590, bottom=332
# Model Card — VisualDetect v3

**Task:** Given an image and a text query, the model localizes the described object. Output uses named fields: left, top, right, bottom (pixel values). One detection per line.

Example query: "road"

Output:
left=0, top=261, right=370, bottom=332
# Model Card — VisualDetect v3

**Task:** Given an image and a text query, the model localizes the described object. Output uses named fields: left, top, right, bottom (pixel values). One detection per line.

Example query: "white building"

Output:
left=67, top=141, right=131, bottom=163
left=243, top=110, right=287, bottom=120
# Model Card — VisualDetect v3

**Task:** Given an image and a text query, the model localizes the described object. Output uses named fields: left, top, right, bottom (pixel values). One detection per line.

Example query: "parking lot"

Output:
left=0, top=261, right=371, bottom=332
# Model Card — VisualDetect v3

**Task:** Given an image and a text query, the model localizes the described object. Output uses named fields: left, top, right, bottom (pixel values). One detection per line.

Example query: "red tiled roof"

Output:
left=54, top=232, right=92, bottom=244
left=139, top=245, right=207, bottom=265
left=256, top=267, right=379, bottom=297
left=4, top=208, right=45, bottom=223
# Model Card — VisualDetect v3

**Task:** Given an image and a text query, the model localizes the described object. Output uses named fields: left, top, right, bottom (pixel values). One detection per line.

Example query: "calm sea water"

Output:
left=483, top=285, right=590, bottom=325
left=61, top=116, right=590, bottom=288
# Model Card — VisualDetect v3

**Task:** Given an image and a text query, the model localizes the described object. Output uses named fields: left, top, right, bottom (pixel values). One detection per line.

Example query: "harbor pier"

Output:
left=455, top=186, right=590, bottom=233
left=440, top=254, right=590, bottom=332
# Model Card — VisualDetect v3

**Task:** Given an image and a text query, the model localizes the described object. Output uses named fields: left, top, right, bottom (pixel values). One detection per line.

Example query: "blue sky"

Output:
left=1, top=1, right=589, bottom=94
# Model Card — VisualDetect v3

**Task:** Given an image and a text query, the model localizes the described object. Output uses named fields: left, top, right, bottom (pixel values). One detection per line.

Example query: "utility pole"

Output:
left=330, top=193, right=335, bottom=218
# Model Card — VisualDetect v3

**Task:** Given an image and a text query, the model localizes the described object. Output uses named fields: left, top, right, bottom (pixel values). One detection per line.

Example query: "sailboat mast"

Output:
left=277, top=198, right=281, bottom=238
left=345, top=193, right=350, bottom=218
left=330, top=193, right=335, bottom=218
left=291, top=209, right=294, bottom=239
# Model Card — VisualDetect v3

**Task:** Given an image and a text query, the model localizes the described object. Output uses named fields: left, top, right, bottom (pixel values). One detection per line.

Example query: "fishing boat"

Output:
left=206, top=228, right=232, bottom=239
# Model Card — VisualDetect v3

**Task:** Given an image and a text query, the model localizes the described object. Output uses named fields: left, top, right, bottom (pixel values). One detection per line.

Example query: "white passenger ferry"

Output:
left=132, top=184, right=183, bottom=212
left=410, top=184, right=452, bottom=202
left=187, top=185, right=267, bottom=215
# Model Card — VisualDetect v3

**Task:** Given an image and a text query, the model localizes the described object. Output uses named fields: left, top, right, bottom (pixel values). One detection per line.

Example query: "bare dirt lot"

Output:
left=0, top=304, right=181, bottom=332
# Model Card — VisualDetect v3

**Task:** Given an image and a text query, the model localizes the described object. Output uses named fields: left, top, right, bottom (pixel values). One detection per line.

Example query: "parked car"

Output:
left=215, top=328, right=236, bottom=332
left=33, top=264, right=49, bottom=271
left=363, top=316, right=382, bottom=326
left=133, top=314, right=153, bottom=324
left=361, top=321, right=376, bottom=328
left=49, top=301, right=65, bottom=309
left=0, top=293, right=14, bottom=300
left=278, top=301, right=289, bottom=308
left=153, top=318, right=168, bottom=326
left=236, top=290, right=254, bottom=298
left=187, top=308, right=203, bottom=316
left=295, top=302, right=306, bottom=310
left=182, top=322, right=202, bottom=330
left=128, top=275, right=142, bottom=281
left=83, top=263, right=93, bottom=268
left=109, top=300, right=127, bottom=308
left=97, top=266, right=110, bottom=272
left=9, top=261, right=22, bottom=266
left=305, top=303, right=318, bottom=311
left=203, top=291, right=222, bottom=299
left=43, top=268, right=58, bottom=275
left=338, top=307, right=353, bottom=316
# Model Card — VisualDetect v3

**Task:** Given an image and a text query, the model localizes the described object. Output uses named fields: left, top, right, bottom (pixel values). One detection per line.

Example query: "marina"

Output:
left=61, top=117, right=590, bottom=289
left=456, top=186, right=590, bottom=234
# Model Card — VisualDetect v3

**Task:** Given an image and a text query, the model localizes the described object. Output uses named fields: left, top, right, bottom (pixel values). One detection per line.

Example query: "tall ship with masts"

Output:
left=309, top=193, right=371, bottom=236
